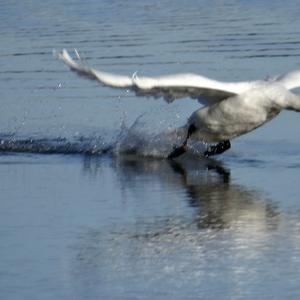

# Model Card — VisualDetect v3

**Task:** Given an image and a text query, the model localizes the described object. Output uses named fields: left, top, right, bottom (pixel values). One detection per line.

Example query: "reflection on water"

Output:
left=168, top=159, right=279, bottom=231
left=1, top=152, right=300, bottom=299
left=84, top=155, right=280, bottom=232
left=70, top=155, right=295, bottom=299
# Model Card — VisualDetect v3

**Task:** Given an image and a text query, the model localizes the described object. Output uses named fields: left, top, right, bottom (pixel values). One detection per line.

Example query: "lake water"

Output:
left=1, top=1, right=300, bottom=299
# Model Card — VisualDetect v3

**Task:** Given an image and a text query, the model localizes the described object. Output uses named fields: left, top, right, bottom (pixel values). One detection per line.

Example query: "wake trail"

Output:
left=0, top=121, right=206, bottom=158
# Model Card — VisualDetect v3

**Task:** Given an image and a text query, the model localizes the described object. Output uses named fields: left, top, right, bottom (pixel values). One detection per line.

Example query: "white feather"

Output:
left=272, top=69, right=300, bottom=90
left=58, top=49, right=253, bottom=105
left=57, top=49, right=300, bottom=146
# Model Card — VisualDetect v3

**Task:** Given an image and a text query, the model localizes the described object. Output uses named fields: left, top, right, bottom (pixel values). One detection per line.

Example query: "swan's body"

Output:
left=58, top=49, right=300, bottom=157
left=189, top=84, right=287, bottom=143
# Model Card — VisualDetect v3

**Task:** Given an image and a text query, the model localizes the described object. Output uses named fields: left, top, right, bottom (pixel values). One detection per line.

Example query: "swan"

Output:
left=58, top=49, right=300, bottom=158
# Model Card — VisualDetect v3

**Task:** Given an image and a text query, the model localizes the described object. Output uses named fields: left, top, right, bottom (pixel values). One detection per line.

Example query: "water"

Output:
left=1, top=0, right=300, bottom=299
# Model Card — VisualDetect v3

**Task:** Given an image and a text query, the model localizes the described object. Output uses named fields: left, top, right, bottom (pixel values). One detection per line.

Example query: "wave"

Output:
left=0, top=134, right=111, bottom=155
left=0, top=115, right=207, bottom=158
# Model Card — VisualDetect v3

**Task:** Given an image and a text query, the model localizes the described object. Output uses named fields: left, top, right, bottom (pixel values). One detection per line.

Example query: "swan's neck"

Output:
left=285, top=92, right=300, bottom=112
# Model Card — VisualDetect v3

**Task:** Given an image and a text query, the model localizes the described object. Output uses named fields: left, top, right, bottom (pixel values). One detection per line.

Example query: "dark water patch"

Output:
left=0, top=136, right=111, bottom=155
left=287, top=163, right=300, bottom=169
left=0, top=51, right=49, bottom=58
left=231, top=54, right=300, bottom=59
left=93, top=54, right=154, bottom=60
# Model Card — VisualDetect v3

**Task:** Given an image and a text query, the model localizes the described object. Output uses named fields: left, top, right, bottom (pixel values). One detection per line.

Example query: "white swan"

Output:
left=58, top=49, right=300, bottom=158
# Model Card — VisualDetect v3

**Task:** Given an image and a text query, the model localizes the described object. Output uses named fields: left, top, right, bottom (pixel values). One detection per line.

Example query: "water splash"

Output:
left=0, top=113, right=207, bottom=158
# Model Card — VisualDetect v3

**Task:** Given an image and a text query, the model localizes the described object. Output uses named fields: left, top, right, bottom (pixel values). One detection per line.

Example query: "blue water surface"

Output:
left=1, top=1, right=300, bottom=299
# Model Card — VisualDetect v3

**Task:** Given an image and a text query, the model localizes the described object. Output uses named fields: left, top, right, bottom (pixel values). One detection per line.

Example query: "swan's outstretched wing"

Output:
left=272, top=69, right=300, bottom=90
left=58, top=49, right=252, bottom=105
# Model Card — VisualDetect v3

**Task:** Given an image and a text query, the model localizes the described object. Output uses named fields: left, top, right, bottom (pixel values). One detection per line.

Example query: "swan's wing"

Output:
left=58, top=49, right=251, bottom=105
left=272, top=69, right=300, bottom=90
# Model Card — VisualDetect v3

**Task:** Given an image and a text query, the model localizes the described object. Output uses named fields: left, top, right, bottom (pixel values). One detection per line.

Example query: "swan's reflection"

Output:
left=168, top=159, right=279, bottom=230
left=70, top=155, right=295, bottom=298
left=82, top=155, right=280, bottom=232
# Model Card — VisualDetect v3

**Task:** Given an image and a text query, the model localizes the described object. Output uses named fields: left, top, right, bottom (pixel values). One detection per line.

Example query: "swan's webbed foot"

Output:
left=204, top=140, right=231, bottom=157
left=167, top=124, right=196, bottom=160
left=167, top=144, right=187, bottom=159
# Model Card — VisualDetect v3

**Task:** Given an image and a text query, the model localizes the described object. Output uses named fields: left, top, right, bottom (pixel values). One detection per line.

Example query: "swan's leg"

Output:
left=204, top=140, right=231, bottom=157
left=167, top=124, right=196, bottom=159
